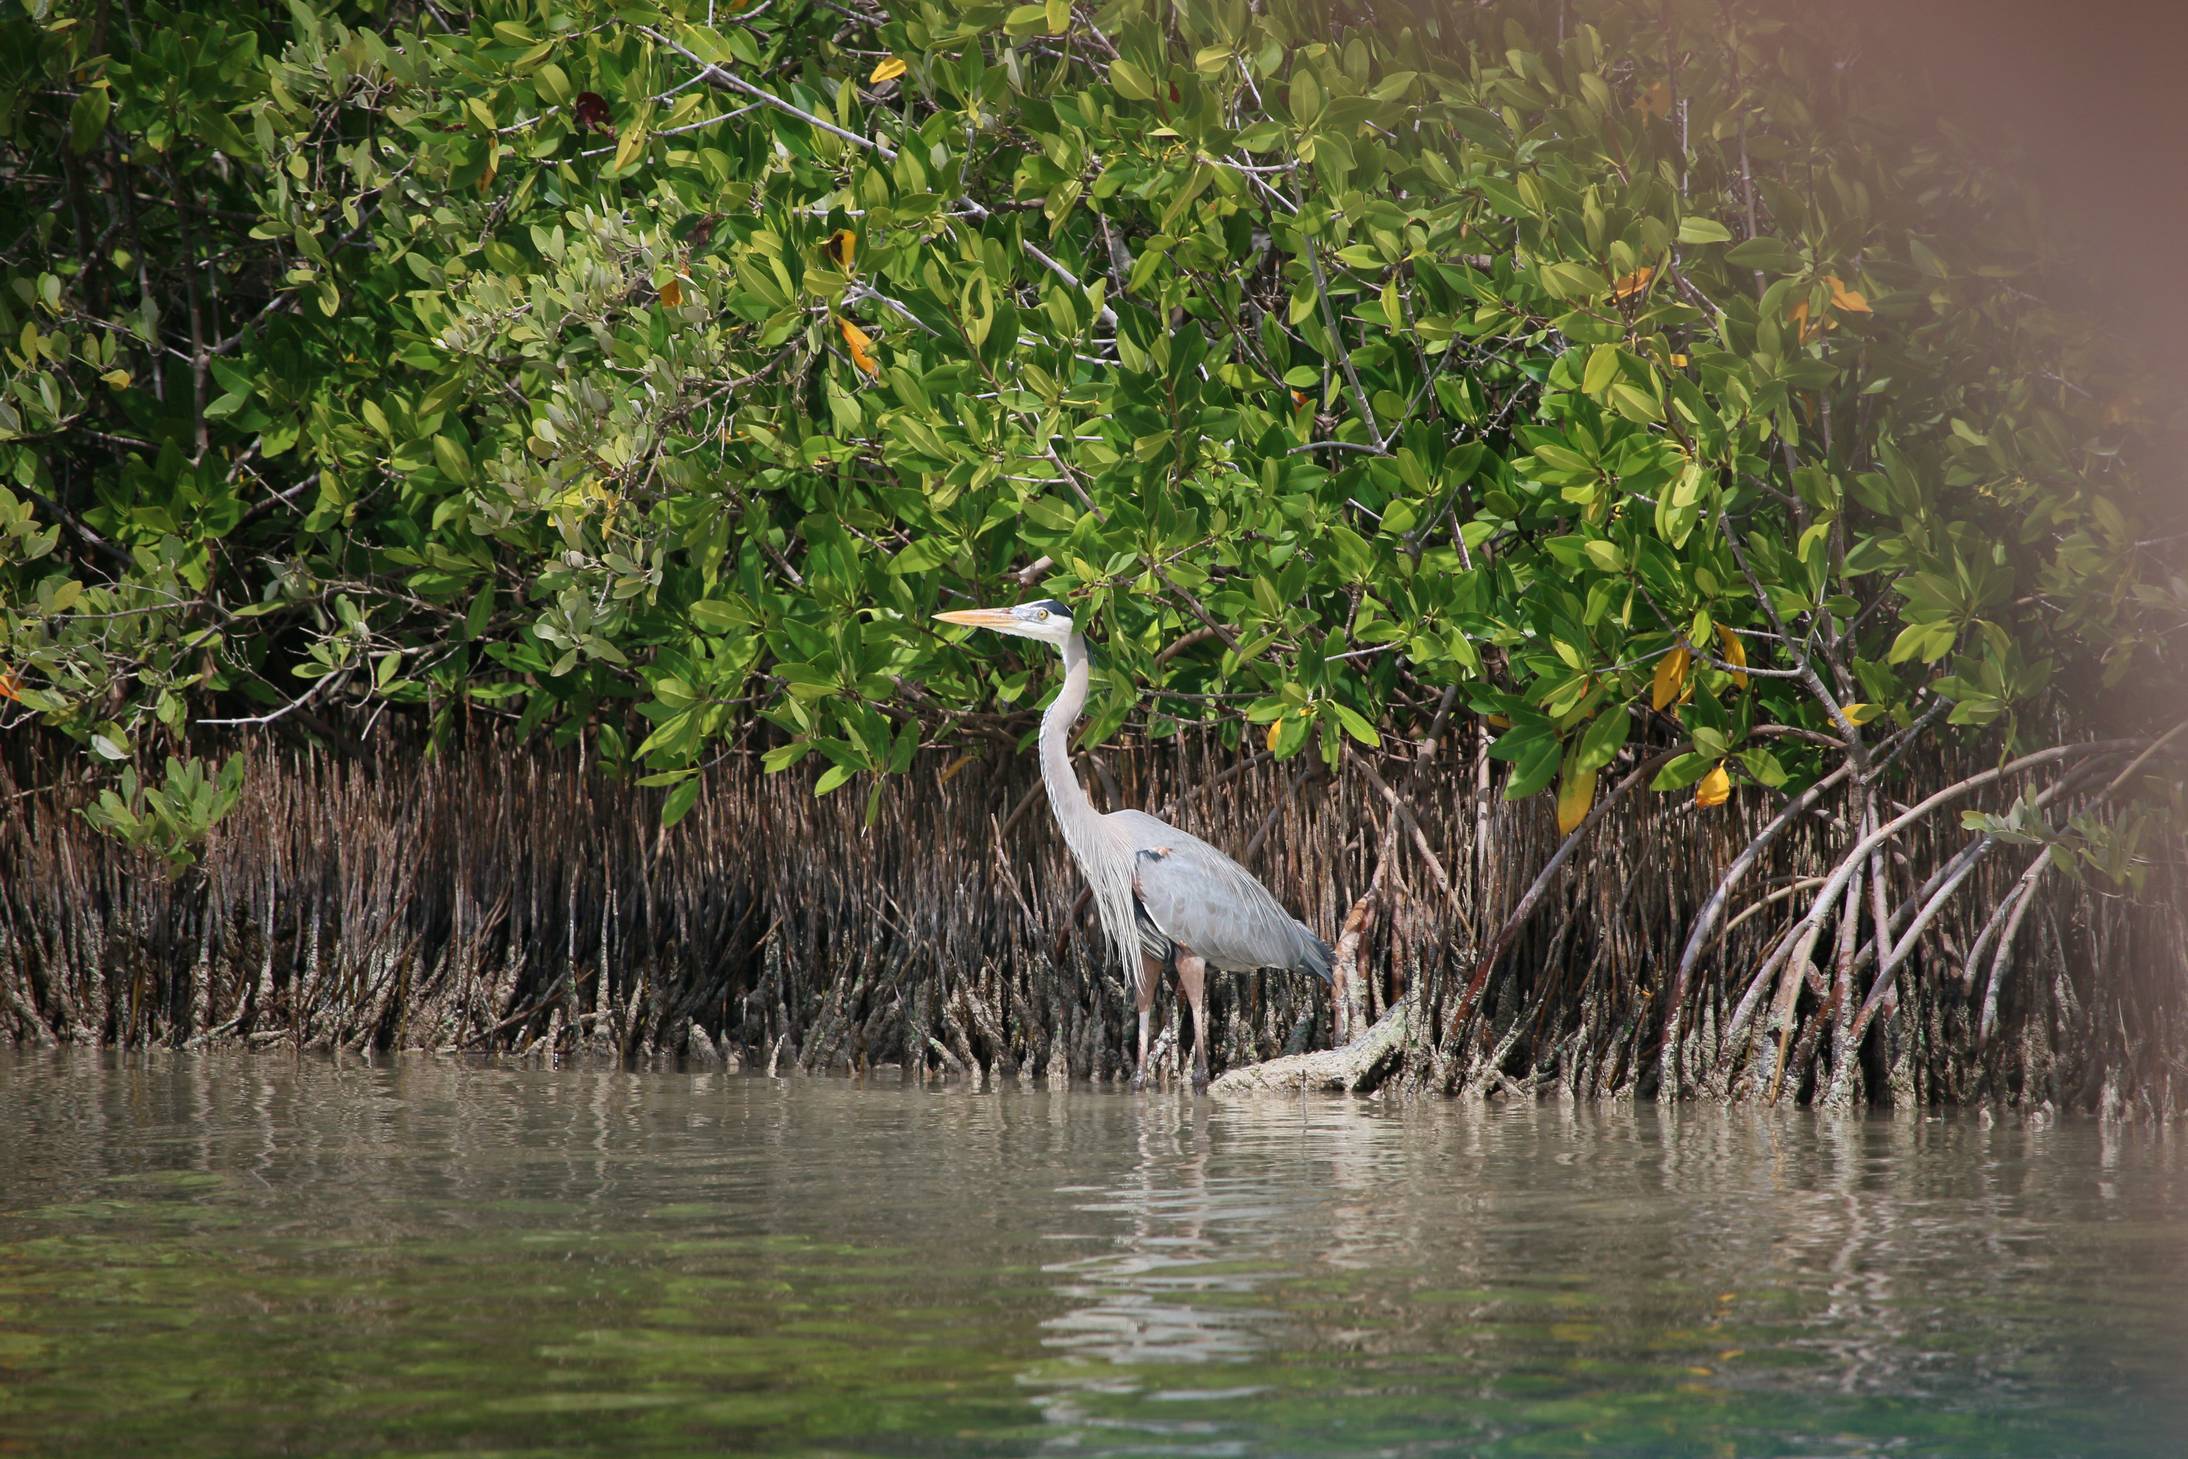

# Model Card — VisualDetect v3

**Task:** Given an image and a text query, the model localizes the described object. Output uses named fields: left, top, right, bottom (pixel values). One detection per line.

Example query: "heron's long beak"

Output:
left=933, top=607, right=1020, bottom=630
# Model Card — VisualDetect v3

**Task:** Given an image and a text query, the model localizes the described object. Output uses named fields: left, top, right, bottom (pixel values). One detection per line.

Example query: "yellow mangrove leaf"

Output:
left=1695, top=764, right=1731, bottom=808
left=1652, top=644, right=1690, bottom=711
left=870, top=56, right=908, bottom=83
left=838, top=316, right=880, bottom=376
left=1715, top=624, right=1749, bottom=687
left=1825, top=274, right=1871, bottom=313
left=1556, top=766, right=1598, bottom=836
left=611, top=118, right=647, bottom=172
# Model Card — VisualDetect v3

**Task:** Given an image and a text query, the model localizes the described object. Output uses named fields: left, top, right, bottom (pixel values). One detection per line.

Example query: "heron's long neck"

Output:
left=1039, top=633, right=1099, bottom=841
left=1040, top=632, right=1136, bottom=973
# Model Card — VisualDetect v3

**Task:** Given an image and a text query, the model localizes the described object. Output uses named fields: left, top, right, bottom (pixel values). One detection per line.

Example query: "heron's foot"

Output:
left=1130, top=1067, right=1149, bottom=1093
left=1191, top=1068, right=1210, bottom=1094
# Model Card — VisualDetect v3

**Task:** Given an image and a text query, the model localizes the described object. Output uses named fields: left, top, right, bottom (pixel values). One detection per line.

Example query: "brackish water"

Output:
left=2, top=1054, right=2185, bottom=1457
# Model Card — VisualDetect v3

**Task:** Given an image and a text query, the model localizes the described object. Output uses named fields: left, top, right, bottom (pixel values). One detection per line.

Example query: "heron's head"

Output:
left=933, top=598, right=1076, bottom=648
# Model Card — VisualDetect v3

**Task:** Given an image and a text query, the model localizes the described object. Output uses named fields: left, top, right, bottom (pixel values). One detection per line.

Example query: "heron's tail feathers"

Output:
left=1295, top=921, right=1334, bottom=986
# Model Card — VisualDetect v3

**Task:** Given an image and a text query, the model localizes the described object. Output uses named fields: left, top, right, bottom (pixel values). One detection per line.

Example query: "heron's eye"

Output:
left=1033, top=607, right=1049, bottom=620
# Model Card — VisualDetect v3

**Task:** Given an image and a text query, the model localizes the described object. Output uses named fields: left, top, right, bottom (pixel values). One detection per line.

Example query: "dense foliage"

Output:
left=4, top=0, right=2181, bottom=873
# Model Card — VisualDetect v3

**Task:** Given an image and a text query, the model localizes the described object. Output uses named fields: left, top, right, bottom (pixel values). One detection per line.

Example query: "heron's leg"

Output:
left=1132, top=952, right=1162, bottom=1092
left=1176, top=952, right=1210, bottom=1092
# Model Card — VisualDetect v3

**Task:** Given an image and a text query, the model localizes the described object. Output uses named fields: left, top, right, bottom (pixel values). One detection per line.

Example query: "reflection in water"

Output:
left=2, top=1052, right=2185, bottom=1458
left=1042, top=1103, right=1272, bottom=1367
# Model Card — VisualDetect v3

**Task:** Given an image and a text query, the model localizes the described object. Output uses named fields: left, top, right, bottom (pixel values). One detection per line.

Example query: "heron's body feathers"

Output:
left=1111, top=810, right=1330, bottom=981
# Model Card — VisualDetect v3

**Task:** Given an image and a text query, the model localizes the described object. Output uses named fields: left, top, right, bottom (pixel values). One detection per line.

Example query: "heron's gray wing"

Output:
left=1108, top=810, right=1326, bottom=975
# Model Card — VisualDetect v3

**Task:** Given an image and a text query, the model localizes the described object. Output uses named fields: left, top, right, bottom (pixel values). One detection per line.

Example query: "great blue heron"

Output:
left=935, top=598, right=1333, bottom=1090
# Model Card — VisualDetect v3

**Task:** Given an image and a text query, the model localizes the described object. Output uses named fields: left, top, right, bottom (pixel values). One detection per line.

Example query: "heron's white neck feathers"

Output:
left=1040, top=634, right=1140, bottom=977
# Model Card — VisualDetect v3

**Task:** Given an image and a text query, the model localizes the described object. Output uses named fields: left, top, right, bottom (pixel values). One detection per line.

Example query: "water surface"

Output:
left=3, top=1053, right=2184, bottom=1456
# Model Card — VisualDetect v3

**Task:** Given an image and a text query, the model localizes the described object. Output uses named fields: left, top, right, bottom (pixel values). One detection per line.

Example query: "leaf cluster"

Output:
left=1, top=0, right=2180, bottom=860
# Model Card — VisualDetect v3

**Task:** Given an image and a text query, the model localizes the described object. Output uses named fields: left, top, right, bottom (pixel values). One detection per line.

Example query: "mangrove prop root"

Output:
left=0, top=728, right=2182, bottom=1114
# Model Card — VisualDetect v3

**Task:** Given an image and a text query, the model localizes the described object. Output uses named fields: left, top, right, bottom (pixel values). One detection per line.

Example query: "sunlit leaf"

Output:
left=1110, top=57, right=1154, bottom=100
left=661, top=778, right=701, bottom=827
left=869, top=56, right=908, bottom=83
left=1331, top=702, right=1380, bottom=748
left=1582, top=344, right=1620, bottom=395
left=1694, top=764, right=1731, bottom=808
left=611, top=118, right=647, bottom=172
